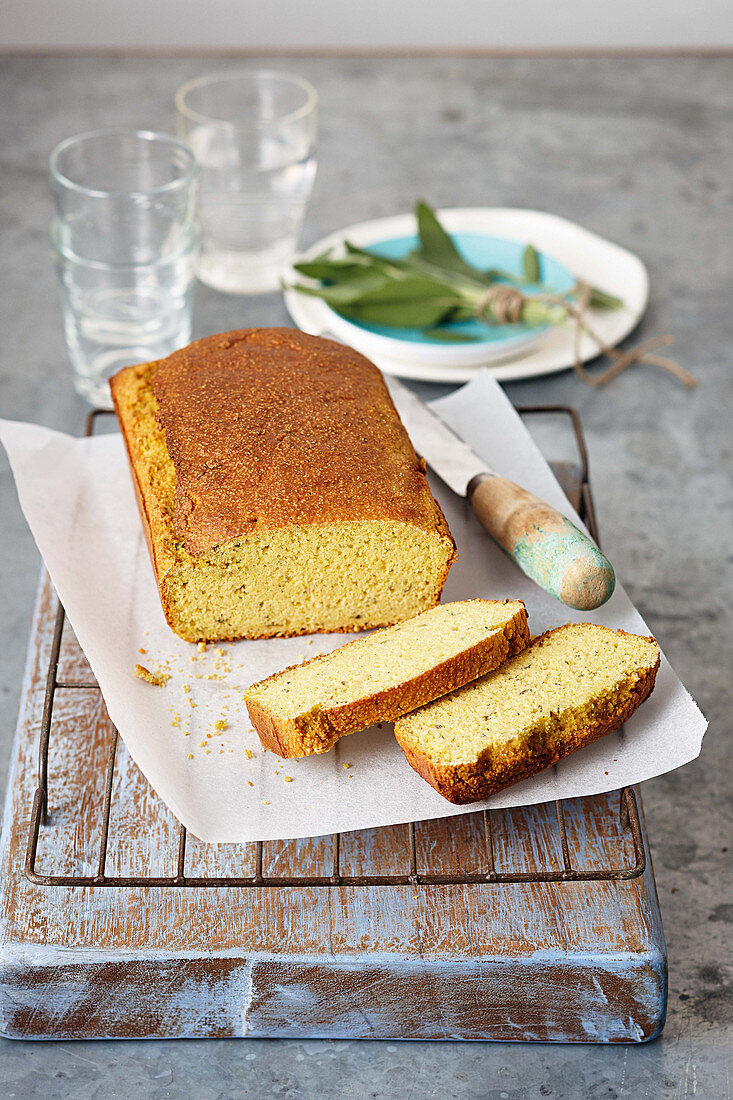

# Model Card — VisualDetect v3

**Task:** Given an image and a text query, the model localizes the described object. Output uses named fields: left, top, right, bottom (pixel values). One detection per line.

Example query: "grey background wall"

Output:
left=2, top=0, right=732, bottom=51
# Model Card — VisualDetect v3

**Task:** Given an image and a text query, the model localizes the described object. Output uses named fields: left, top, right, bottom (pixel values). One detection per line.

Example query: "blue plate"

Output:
left=342, top=232, right=575, bottom=347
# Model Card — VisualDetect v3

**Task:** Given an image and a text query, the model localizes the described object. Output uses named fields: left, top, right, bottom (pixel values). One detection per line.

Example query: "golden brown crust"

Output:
left=245, top=602, right=530, bottom=759
left=149, top=327, right=454, bottom=557
left=110, top=333, right=457, bottom=643
left=110, top=363, right=184, bottom=637
left=110, top=366, right=166, bottom=577
left=244, top=698, right=300, bottom=758
left=396, top=629, right=660, bottom=804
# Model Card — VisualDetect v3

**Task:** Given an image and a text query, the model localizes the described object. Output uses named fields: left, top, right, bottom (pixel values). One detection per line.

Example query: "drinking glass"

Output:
left=176, top=70, right=317, bottom=294
left=50, top=129, right=198, bottom=407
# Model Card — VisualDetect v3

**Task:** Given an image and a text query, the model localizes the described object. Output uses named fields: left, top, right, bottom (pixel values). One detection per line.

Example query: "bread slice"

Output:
left=244, top=599, right=529, bottom=758
left=110, top=329, right=455, bottom=643
left=394, top=623, right=660, bottom=804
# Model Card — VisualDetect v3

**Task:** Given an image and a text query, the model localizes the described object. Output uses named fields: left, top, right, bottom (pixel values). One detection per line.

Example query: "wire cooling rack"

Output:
left=25, top=405, right=646, bottom=889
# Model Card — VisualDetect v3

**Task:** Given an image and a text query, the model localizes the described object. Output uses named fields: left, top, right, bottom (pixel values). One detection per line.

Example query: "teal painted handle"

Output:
left=469, top=474, right=615, bottom=610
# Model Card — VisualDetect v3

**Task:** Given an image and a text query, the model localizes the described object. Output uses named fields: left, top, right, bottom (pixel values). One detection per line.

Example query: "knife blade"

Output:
left=385, top=375, right=615, bottom=611
left=385, top=376, right=495, bottom=497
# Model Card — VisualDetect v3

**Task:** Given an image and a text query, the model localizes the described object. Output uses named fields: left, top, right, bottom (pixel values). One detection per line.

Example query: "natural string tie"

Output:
left=476, top=279, right=697, bottom=389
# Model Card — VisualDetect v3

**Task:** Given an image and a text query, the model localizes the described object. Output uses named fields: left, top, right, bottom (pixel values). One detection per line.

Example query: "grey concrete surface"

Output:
left=0, top=55, right=731, bottom=1098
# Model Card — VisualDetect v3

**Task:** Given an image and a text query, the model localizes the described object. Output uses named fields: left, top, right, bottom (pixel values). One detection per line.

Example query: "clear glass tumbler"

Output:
left=50, top=129, right=198, bottom=407
left=176, top=70, right=317, bottom=294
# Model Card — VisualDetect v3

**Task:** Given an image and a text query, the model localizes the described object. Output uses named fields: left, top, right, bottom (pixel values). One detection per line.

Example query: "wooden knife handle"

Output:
left=468, top=473, right=615, bottom=610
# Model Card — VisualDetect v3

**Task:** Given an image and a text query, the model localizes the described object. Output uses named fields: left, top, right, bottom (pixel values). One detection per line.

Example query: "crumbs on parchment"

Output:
left=134, top=664, right=170, bottom=687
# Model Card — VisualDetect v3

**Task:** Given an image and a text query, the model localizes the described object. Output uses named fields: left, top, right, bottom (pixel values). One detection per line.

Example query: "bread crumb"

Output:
left=186, top=753, right=194, bottom=759
left=182, top=683, right=191, bottom=694
left=214, top=719, right=228, bottom=732
left=248, top=781, right=254, bottom=787
left=134, top=664, right=170, bottom=687
left=343, top=762, right=351, bottom=769
left=307, top=639, right=313, bottom=645
left=199, top=740, right=208, bottom=747
left=261, top=800, right=269, bottom=805
left=171, top=713, right=181, bottom=728
left=138, top=647, right=146, bottom=654
left=198, top=642, right=207, bottom=652
left=284, top=776, right=293, bottom=782
left=243, top=749, right=255, bottom=759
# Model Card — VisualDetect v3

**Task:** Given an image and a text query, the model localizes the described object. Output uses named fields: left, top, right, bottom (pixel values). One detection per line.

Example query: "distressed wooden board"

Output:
left=0, top=572, right=667, bottom=1042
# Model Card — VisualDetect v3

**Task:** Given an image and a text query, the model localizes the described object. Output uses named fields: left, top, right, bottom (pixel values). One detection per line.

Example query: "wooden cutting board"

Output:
left=0, top=414, right=667, bottom=1042
left=0, top=573, right=667, bottom=1043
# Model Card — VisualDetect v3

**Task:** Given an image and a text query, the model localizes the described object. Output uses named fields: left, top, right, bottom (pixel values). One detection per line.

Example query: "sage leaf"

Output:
left=289, top=274, right=393, bottom=305
left=350, top=275, right=458, bottom=304
left=588, top=286, right=624, bottom=310
left=293, top=259, right=380, bottom=282
left=344, top=241, right=386, bottom=260
left=338, top=276, right=460, bottom=327
left=342, top=242, right=414, bottom=278
left=414, top=201, right=480, bottom=280
left=522, top=244, right=541, bottom=283
left=340, top=299, right=454, bottom=327
left=422, top=327, right=480, bottom=342
left=444, top=305, right=476, bottom=322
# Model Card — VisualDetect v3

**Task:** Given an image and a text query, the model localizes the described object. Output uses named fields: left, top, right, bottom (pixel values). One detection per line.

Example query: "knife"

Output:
left=385, top=375, right=615, bottom=611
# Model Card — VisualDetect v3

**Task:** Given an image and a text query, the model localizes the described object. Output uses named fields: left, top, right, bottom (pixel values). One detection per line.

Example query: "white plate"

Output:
left=284, top=208, right=649, bottom=384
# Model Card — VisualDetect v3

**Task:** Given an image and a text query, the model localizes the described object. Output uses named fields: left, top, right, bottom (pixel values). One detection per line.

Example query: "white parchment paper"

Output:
left=0, top=372, right=707, bottom=842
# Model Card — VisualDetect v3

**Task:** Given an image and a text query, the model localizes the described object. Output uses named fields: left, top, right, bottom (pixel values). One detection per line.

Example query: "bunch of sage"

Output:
left=290, top=202, right=695, bottom=387
left=290, top=201, right=621, bottom=337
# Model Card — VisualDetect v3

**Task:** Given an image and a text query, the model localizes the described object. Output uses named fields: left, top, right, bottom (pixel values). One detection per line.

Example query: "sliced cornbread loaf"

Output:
left=245, top=599, right=529, bottom=758
left=394, top=623, right=660, bottom=804
left=110, top=328, right=456, bottom=642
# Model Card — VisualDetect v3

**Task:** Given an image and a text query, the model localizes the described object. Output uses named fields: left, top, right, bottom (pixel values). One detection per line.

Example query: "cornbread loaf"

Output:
left=245, top=599, right=529, bottom=758
left=110, top=328, right=456, bottom=642
left=394, top=623, right=660, bottom=804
